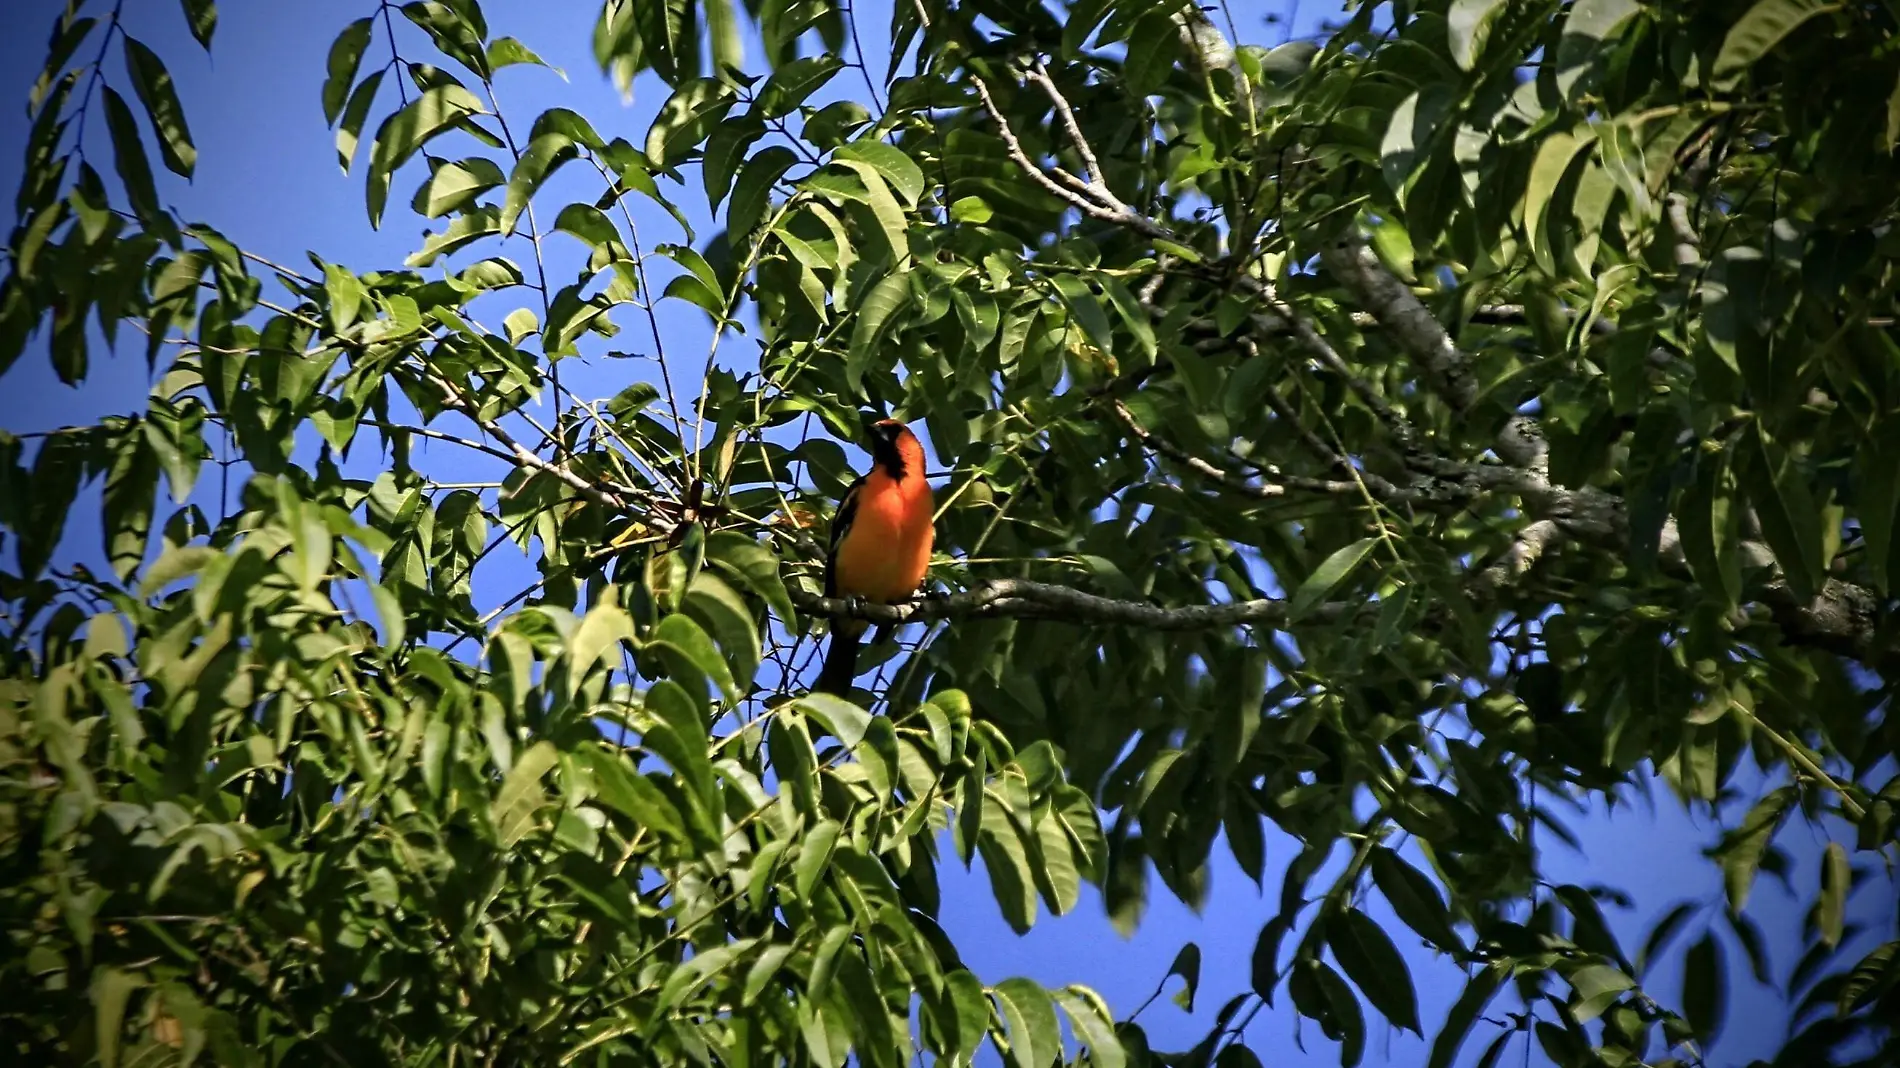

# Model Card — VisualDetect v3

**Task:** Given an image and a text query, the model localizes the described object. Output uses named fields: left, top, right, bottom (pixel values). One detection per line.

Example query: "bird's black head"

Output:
left=869, top=419, right=910, bottom=479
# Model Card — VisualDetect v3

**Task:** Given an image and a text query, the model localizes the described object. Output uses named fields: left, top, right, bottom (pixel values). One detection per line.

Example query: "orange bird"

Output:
left=816, top=419, right=935, bottom=695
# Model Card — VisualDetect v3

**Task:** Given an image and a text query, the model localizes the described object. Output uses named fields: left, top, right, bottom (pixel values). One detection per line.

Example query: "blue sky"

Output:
left=1, top=1, right=1893, bottom=1065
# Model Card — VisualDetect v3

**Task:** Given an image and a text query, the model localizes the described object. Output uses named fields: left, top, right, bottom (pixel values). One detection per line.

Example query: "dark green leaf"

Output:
left=1682, top=931, right=1727, bottom=1041
left=102, top=87, right=161, bottom=222
left=1820, top=841, right=1849, bottom=948
left=1732, top=423, right=1825, bottom=603
left=1721, top=785, right=1794, bottom=913
left=1427, top=963, right=1506, bottom=1068
left=1328, top=907, right=1420, bottom=1033
left=123, top=36, right=196, bottom=177
left=1290, top=537, right=1377, bottom=622
left=1166, top=942, right=1202, bottom=1013
left=1713, top=0, right=1835, bottom=87
left=180, top=0, right=217, bottom=48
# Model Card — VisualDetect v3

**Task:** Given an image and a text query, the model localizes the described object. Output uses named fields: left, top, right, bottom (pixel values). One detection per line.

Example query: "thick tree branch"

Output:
left=1664, top=192, right=1702, bottom=270
left=791, top=577, right=1310, bottom=631
left=1471, top=519, right=1564, bottom=599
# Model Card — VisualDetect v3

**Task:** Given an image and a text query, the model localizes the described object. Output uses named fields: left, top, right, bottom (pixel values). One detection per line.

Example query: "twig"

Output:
left=967, top=70, right=1169, bottom=240
left=1109, top=398, right=1364, bottom=500
left=791, top=577, right=1319, bottom=631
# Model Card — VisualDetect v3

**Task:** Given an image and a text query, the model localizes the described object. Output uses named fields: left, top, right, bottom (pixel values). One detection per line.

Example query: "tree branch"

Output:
left=1108, top=398, right=1365, bottom=501
left=791, top=577, right=1309, bottom=631
left=1025, top=59, right=1107, bottom=194
left=966, top=68, right=1169, bottom=240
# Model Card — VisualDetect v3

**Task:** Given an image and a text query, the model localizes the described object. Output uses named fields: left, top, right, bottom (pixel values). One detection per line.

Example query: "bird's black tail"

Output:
left=815, top=628, right=861, bottom=695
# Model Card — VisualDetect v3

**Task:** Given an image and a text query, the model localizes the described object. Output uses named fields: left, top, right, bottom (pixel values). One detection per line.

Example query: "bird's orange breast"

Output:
left=832, top=472, right=934, bottom=603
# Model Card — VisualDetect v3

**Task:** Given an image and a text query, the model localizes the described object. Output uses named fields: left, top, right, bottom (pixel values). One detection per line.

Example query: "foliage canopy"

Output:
left=3, top=0, right=1899, bottom=1065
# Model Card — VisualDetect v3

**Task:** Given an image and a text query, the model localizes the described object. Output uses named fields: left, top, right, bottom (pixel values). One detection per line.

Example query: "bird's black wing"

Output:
left=824, top=474, right=867, bottom=598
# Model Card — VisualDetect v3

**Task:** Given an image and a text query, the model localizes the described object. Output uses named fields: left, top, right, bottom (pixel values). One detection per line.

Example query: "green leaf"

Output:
left=323, top=17, right=374, bottom=126
left=743, top=943, right=795, bottom=1006
left=1524, top=130, right=1596, bottom=278
left=1380, top=86, right=1454, bottom=198
left=1328, top=908, right=1421, bottom=1033
left=1637, top=900, right=1698, bottom=976
left=123, top=36, right=196, bottom=177
left=1712, top=0, right=1836, bottom=88
left=646, top=78, right=735, bottom=169
left=756, top=54, right=844, bottom=119
left=1369, top=848, right=1464, bottom=957
left=91, top=966, right=144, bottom=1068
left=102, top=435, right=156, bottom=582
left=102, top=87, right=161, bottom=222
left=978, top=794, right=1038, bottom=933
left=950, top=195, right=992, bottom=224
left=1820, top=841, right=1849, bottom=948
left=1122, top=11, right=1181, bottom=97
left=334, top=69, right=385, bottom=173
left=1682, top=931, right=1727, bottom=1040
left=1555, top=884, right=1631, bottom=972
left=817, top=161, right=911, bottom=265
left=324, top=263, right=366, bottom=331
left=991, top=978, right=1061, bottom=1068
left=768, top=712, right=820, bottom=816
left=1837, top=940, right=1899, bottom=1017
left=651, top=611, right=739, bottom=704
left=369, top=581, right=405, bottom=651
left=488, top=37, right=557, bottom=72
left=1052, top=986, right=1126, bottom=1068
left=406, top=205, right=499, bottom=267
left=652, top=938, right=755, bottom=1022
left=554, top=203, right=630, bottom=260
left=1166, top=942, right=1202, bottom=1012
left=492, top=739, right=559, bottom=847
left=1252, top=915, right=1293, bottom=1003
left=937, top=970, right=990, bottom=1064
left=574, top=746, right=688, bottom=844
left=728, top=145, right=797, bottom=247
left=1047, top=274, right=1116, bottom=360
left=1567, top=963, right=1636, bottom=1021
left=366, top=84, right=486, bottom=227
left=702, top=115, right=764, bottom=212
left=416, top=157, right=505, bottom=218
left=706, top=531, right=795, bottom=624
left=1859, top=420, right=1900, bottom=595
left=643, top=679, right=715, bottom=809
left=835, top=141, right=926, bottom=207
left=1678, top=448, right=1743, bottom=607
left=795, top=691, right=871, bottom=748
left=501, top=132, right=576, bottom=235
left=1447, top=0, right=1508, bottom=70
left=568, top=603, right=637, bottom=695
left=846, top=270, right=911, bottom=390
left=180, top=0, right=217, bottom=48
left=682, top=572, right=761, bottom=693
left=796, top=819, right=842, bottom=899
left=1732, top=423, right=1825, bottom=605
left=281, top=494, right=332, bottom=592
left=1310, top=960, right=1367, bottom=1068
left=1289, top=537, right=1377, bottom=622
left=1427, top=963, right=1506, bottom=1068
